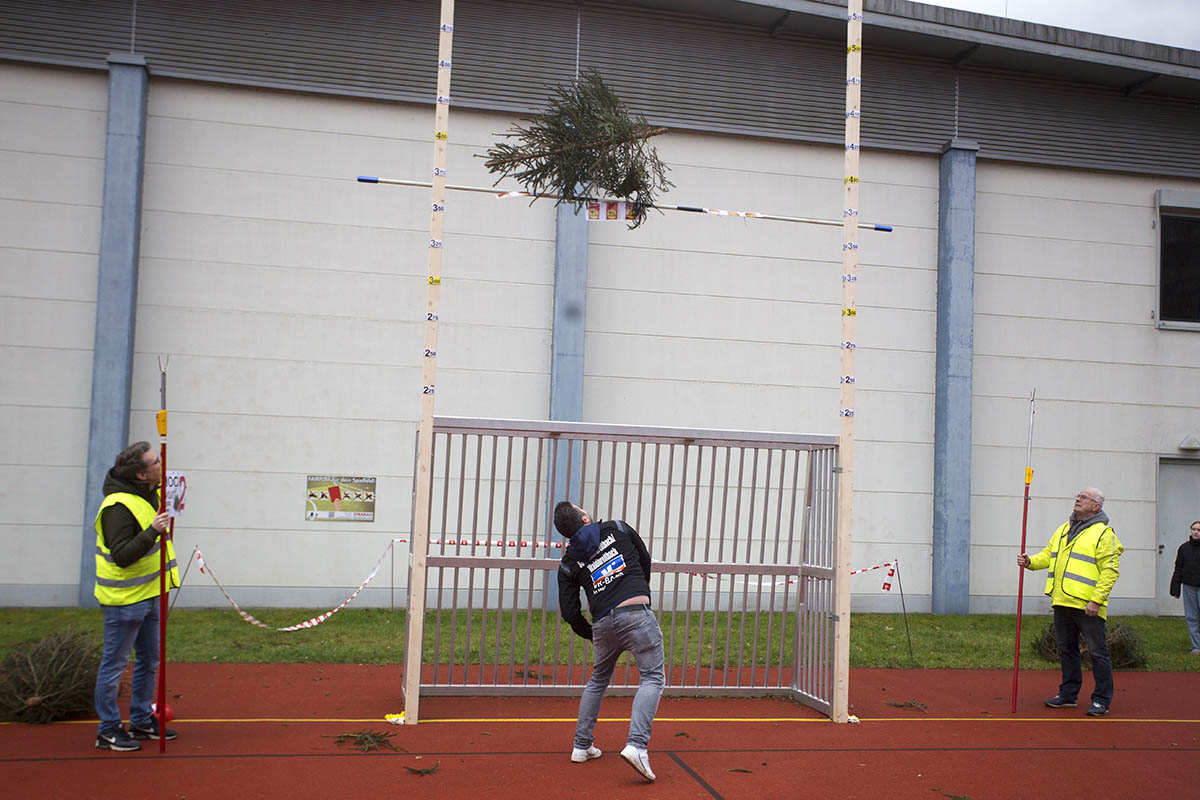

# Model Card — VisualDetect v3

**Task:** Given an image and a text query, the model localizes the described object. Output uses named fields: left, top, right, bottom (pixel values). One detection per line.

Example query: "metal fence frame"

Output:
left=403, top=417, right=843, bottom=718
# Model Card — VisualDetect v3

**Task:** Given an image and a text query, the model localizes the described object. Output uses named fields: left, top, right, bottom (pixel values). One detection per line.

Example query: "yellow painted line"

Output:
left=12, top=716, right=1199, bottom=726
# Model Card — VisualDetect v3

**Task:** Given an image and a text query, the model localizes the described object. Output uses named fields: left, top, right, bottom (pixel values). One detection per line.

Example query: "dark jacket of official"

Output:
left=1170, top=538, right=1200, bottom=596
left=99, top=469, right=162, bottom=568
left=558, top=520, right=652, bottom=640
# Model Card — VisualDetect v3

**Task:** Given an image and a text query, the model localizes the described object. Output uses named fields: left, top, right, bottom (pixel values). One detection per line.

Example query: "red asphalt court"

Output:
left=3, top=665, right=1197, bottom=799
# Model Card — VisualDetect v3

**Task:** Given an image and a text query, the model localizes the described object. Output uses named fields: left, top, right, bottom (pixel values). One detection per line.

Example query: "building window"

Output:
left=1158, top=191, right=1200, bottom=330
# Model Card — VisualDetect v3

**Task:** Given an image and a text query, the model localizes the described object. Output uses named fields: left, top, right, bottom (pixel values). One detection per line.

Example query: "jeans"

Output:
left=94, top=597, right=160, bottom=735
left=574, top=605, right=664, bottom=750
left=1182, top=584, right=1200, bottom=651
left=1052, top=605, right=1113, bottom=707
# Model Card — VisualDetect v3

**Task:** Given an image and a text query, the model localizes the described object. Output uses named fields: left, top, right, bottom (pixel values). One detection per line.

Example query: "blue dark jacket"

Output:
left=558, top=519, right=652, bottom=640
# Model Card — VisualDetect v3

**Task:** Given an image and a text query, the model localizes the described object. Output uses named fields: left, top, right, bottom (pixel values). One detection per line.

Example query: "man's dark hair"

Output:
left=113, top=441, right=152, bottom=482
left=554, top=501, right=585, bottom=538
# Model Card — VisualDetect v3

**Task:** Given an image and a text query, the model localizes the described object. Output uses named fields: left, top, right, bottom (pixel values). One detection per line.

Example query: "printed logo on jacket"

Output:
left=581, top=534, right=624, bottom=593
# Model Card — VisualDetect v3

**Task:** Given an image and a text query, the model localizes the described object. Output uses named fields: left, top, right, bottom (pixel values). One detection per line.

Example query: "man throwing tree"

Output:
left=555, top=501, right=664, bottom=781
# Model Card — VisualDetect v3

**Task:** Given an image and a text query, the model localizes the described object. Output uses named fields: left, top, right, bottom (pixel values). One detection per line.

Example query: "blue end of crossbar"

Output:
left=357, top=176, right=379, bottom=183
left=874, top=224, right=893, bottom=232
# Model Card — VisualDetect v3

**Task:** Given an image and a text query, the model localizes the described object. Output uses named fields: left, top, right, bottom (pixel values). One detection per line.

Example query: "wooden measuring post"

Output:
left=403, top=0, right=456, bottom=726
left=833, top=0, right=863, bottom=724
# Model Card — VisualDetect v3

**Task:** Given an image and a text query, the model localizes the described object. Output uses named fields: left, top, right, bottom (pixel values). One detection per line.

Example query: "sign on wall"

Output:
left=305, top=476, right=376, bottom=521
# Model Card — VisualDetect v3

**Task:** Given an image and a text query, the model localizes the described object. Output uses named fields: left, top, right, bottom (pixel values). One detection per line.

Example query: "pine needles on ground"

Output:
left=1033, top=620, right=1149, bottom=669
left=482, top=69, right=672, bottom=229
left=885, top=699, right=929, bottom=712
left=325, top=729, right=405, bottom=752
left=0, top=627, right=101, bottom=724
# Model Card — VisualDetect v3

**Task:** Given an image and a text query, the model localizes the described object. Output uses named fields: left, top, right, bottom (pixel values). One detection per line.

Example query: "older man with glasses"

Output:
left=1018, top=488, right=1124, bottom=717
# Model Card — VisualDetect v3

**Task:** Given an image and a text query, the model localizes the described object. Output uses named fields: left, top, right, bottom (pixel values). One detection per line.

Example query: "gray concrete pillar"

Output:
left=932, top=139, right=978, bottom=615
left=546, top=201, right=589, bottom=609
left=78, top=53, right=149, bottom=605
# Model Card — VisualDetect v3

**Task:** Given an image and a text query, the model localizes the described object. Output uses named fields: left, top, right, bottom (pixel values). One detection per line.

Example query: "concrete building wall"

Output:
left=3, top=63, right=1198, bottom=611
left=969, top=163, right=1200, bottom=614
left=584, top=134, right=940, bottom=609
left=123, top=79, right=560, bottom=605
left=0, top=63, right=108, bottom=603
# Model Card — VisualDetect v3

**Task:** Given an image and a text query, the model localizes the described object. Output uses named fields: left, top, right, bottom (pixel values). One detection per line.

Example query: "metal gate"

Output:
left=405, top=417, right=841, bottom=717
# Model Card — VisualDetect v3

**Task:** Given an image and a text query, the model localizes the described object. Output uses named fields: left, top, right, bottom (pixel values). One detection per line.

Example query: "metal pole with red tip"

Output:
left=155, top=359, right=169, bottom=752
left=1011, top=390, right=1036, bottom=713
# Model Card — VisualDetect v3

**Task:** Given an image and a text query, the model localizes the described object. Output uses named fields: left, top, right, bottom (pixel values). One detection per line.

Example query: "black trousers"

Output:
left=1053, top=605, right=1113, bottom=706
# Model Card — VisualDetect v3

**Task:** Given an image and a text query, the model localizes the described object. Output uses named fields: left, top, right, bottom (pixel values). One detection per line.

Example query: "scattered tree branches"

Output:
left=324, top=729, right=405, bottom=752
left=482, top=69, right=672, bottom=229
left=405, top=760, right=440, bottom=775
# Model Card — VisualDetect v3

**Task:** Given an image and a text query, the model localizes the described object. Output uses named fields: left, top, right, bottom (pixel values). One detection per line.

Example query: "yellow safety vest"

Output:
left=94, top=491, right=180, bottom=606
left=1042, top=520, right=1122, bottom=618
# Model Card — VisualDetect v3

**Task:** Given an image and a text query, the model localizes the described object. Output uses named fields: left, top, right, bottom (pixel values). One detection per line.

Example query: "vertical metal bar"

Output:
left=621, top=439, right=632, bottom=522
left=606, top=439, right=618, bottom=522
left=695, top=445, right=717, bottom=686
left=683, top=445, right=704, bottom=688
left=749, top=448, right=773, bottom=686
left=762, top=449, right=785, bottom=687
left=492, top=435, right=511, bottom=684
left=736, top=448, right=760, bottom=687
left=431, top=432, right=447, bottom=687
left=526, top=436, right=544, bottom=686
left=647, top=443, right=661, bottom=554
left=781, top=449, right=803, bottom=682
left=659, top=443, right=676, bottom=683
left=666, top=444, right=688, bottom=685
left=709, top=443, right=731, bottom=686
left=476, top=435, right=496, bottom=684
left=722, top=447, right=744, bottom=687
left=538, top=435, right=554, bottom=685
left=635, top=441, right=647, bottom=533
left=434, top=432, right=455, bottom=686
left=464, top=435, right=482, bottom=684
left=448, top=435, right=468, bottom=686
left=508, top=435, right=524, bottom=686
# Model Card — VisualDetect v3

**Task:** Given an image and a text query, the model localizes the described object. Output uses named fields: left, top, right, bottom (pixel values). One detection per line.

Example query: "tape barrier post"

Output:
left=403, top=0, right=456, bottom=726
left=832, top=0, right=864, bottom=724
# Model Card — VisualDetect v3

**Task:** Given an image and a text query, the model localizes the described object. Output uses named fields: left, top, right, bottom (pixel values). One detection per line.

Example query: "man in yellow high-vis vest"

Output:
left=92, top=442, right=180, bottom=751
left=1018, top=487, right=1123, bottom=717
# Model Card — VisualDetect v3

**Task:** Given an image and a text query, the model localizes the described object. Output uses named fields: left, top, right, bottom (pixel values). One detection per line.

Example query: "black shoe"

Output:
left=96, top=729, right=142, bottom=751
left=1044, top=694, right=1077, bottom=708
left=1086, top=702, right=1109, bottom=717
left=130, top=720, right=178, bottom=740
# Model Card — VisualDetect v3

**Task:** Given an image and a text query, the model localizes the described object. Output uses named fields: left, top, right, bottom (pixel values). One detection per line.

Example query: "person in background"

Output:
left=1169, top=520, right=1200, bottom=655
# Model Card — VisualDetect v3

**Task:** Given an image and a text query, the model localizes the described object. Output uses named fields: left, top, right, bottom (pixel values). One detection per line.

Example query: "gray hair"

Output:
left=1083, top=487, right=1104, bottom=507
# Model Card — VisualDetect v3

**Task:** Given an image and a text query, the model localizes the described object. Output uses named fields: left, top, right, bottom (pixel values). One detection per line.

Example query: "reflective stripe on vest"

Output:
left=94, top=491, right=180, bottom=605
left=1043, top=521, right=1110, bottom=604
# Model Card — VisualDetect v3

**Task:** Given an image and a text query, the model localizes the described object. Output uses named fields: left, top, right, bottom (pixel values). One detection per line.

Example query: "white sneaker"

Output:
left=620, top=744, right=656, bottom=781
left=570, top=745, right=602, bottom=762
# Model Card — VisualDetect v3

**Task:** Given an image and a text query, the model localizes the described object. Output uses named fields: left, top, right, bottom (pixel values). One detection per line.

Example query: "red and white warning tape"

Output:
left=194, top=540, right=899, bottom=631
left=194, top=541, right=394, bottom=631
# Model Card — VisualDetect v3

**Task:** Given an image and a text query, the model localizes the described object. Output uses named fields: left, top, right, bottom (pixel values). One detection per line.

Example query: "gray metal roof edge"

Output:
left=736, top=0, right=1200, bottom=74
